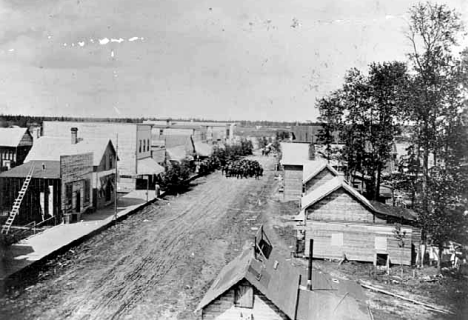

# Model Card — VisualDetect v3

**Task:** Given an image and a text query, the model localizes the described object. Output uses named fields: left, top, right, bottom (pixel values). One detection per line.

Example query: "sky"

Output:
left=0, top=0, right=466, bottom=121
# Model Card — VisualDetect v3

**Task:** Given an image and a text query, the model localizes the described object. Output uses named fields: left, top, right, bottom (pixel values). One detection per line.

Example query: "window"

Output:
left=160, top=129, right=164, bottom=135
left=234, top=285, right=253, bottom=308
left=109, top=154, right=114, bottom=169
left=65, top=183, right=73, bottom=211
left=375, top=237, right=387, bottom=251
left=143, top=139, right=146, bottom=153
left=147, top=139, right=150, bottom=151
left=331, top=233, right=343, bottom=247
left=139, top=140, right=142, bottom=153
left=84, top=179, right=90, bottom=205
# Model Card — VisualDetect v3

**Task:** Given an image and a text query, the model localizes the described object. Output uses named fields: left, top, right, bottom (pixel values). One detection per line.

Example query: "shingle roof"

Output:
left=0, top=127, right=30, bottom=147
left=25, top=136, right=113, bottom=166
left=0, top=160, right=60, bottom=179
left=196, top=239, right=370, bottom=320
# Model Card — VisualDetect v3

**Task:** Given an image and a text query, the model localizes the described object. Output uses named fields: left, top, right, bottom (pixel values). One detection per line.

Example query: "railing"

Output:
left=35, top=215, right=57, bottom=228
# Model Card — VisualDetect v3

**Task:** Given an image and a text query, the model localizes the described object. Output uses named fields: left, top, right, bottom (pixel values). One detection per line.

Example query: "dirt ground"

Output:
left=0, top=154, right=280, bottom=320
left=0, top=153, right=466, bottom=320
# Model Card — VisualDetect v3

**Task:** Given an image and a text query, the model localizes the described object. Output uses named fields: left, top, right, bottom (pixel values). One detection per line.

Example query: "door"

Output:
left=75, top=190, right=81, bottom=213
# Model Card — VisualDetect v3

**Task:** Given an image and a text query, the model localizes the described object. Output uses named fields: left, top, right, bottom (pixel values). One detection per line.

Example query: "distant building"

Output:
left=291, top=124, right=341, bottom=144
left=0, top=127, right=33, bottom=172
left=43, top=121, right=163, bottom=192
left=280, top=142, right=315, bottom=201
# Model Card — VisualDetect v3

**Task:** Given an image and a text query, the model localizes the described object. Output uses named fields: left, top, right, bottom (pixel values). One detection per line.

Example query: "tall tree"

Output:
left=317, top=63, right=408, bottom=200
left=405, top=2, right=467, bottom=269
left=405, top=1, right=465, bottom=206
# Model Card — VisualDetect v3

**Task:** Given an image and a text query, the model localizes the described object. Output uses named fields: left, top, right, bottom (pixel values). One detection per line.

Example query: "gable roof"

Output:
left=0, top=160, right=60, bottom=179
left=303, top=160, right=340, bottom=183
left=196, top=244, right=370, bottom=320
left=0, top=127, right=30, bottom=147
left=25, top=136, right=114, bottom=167
left=301, top=177, right=374, bottom=212
left=300, top=177, right=417, bottom=223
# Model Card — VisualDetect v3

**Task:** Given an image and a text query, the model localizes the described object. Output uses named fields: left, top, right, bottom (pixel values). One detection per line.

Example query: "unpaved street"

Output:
left=0, top=154, right=278, bottom=320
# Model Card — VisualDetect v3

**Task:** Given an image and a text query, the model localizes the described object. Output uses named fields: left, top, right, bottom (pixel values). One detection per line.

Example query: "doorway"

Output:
left=75, top=190, right=81, bottom=213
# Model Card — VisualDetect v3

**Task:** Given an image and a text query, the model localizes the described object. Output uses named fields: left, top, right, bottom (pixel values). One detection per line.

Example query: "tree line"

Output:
left=316, top=2, right=468, bottom=269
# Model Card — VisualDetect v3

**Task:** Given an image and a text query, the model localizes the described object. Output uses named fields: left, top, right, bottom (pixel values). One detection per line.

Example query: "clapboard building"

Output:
left=0, top=153, right=93, bottom=226
left=296, top=177, right=420, bottom=266
left=0, top=127, right=33, bottom=172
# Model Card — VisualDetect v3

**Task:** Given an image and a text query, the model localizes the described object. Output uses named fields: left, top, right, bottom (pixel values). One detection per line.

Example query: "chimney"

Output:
left=71, top=127, right=78, bottom=144
left=308, top=143, right=315, bottom=160
left=307, top=239, right=314, bottom=290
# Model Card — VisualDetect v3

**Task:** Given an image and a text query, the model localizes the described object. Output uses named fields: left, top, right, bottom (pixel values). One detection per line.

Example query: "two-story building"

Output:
left=25, top=128, right=118, bottom=210
left=0, top=127, right=33, bottom=172
left=43, top=121, right=163, bottom=192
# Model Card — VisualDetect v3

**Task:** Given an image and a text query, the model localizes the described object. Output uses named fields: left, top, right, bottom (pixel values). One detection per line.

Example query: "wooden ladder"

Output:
left=1, top=165, right=35, bottom=235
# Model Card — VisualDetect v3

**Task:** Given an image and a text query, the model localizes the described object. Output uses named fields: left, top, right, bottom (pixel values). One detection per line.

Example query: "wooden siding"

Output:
left=202, top=281, right=289, bottom=320
left=304, top=169, right=335, bottom=195
left=302, top=221, right=417, bottom=265
left=0, top=177, right=61, bottom=225
left=60, top=153, right=93, bottom=215
left=283, top=164, right=303, bottom=201
left=305, top=188, right=386, bottom=224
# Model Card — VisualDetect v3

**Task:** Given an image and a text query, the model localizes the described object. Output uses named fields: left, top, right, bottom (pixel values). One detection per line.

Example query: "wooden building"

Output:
left=0, top=127, right=33, bottom=172
left=196, top=230, right=371, bottom=320
left=280, top=142, right=315, bottom=201
left=303, top=161, right=341, bottom=195
left=43, top=121, right=163, bottom=192
left=0, top=153, right=93, bottom=226
left=24, top=129, right=117, bottom=210
left=296, top=177, right=420, bottom=266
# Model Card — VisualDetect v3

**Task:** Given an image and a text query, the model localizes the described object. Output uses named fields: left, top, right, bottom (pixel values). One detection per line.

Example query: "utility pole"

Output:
left=114, top=134, right=118, bottom=221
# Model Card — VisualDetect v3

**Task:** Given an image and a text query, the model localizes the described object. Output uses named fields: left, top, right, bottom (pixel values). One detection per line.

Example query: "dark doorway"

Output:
left=105, top=182, right=112, bottom=201
left=376, top=253, right=389, bottom=266
left=75, top=190, right=81, bottom=213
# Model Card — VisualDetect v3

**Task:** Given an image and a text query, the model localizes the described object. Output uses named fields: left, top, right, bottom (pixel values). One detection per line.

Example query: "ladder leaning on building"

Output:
left=1, top=165, right=35, bottom=235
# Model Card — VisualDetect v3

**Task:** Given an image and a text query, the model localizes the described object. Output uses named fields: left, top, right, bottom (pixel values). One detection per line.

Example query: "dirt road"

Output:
left=0, top=154, right=279, bottom=320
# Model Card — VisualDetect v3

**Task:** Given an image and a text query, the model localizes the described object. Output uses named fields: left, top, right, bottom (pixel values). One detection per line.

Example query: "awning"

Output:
left=194, top=141, right=213, bottom=157
left=137, top=158, right=165, bottom=175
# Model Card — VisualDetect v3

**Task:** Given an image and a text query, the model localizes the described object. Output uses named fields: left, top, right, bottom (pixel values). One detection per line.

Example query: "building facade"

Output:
left=43, top=121, right=162, bottom=192
left=0, top=127, right=33, bottom=172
